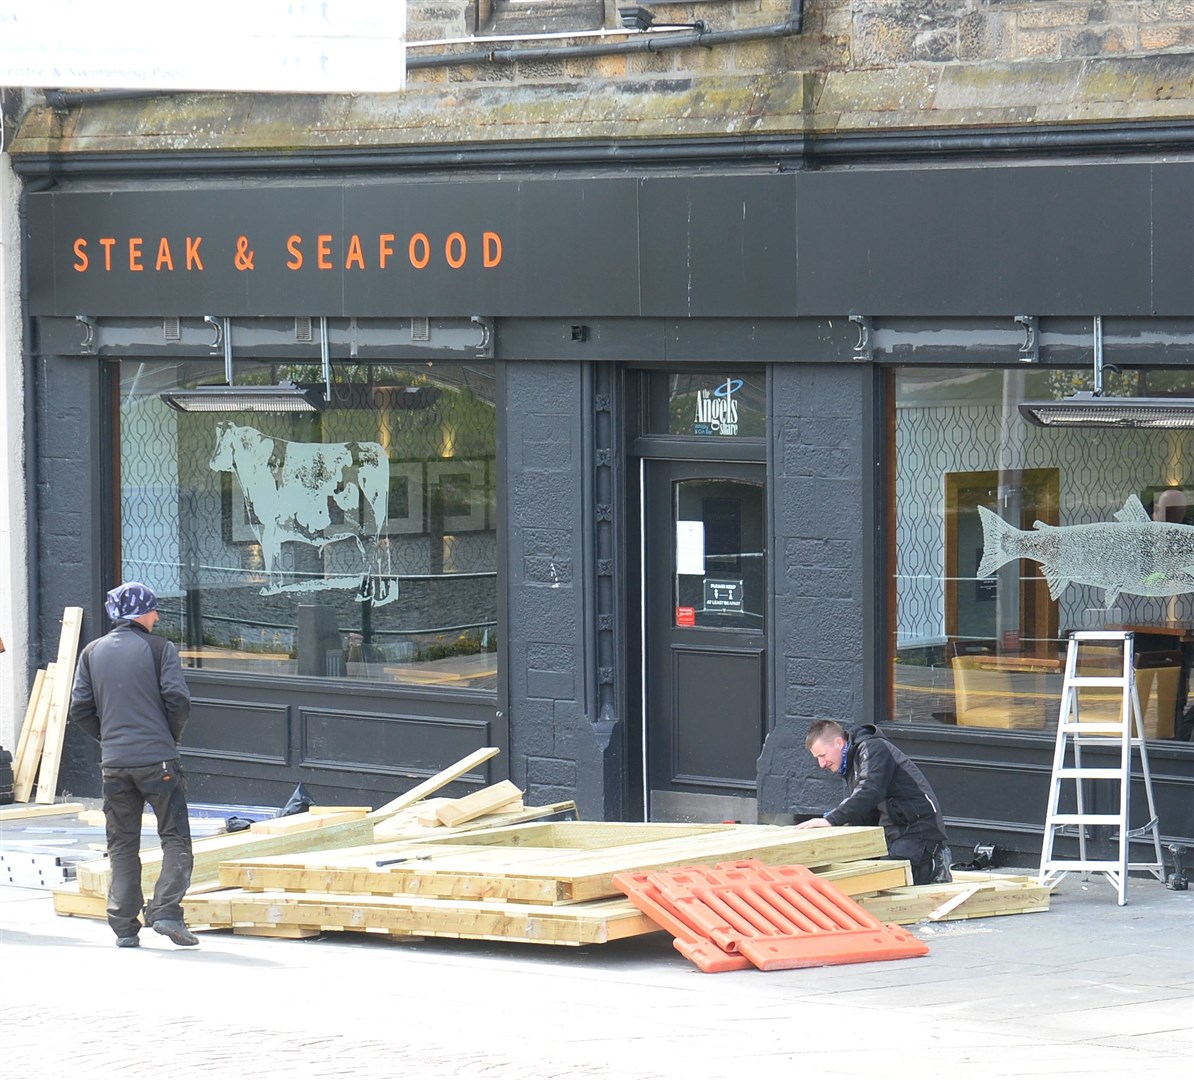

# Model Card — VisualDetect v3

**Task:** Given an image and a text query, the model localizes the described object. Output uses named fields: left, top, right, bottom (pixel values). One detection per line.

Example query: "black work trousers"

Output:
left=101, top=759, right=194, bottom=938
left=888, top=835, right=953, bottom=886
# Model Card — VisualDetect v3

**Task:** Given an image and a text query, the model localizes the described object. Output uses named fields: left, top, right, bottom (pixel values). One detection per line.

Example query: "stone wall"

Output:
left=9, top=1, right=1194, bottom=156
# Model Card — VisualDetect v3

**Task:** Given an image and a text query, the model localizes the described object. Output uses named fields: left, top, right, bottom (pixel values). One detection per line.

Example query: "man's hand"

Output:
left=793, top=817, right=831, bottom=830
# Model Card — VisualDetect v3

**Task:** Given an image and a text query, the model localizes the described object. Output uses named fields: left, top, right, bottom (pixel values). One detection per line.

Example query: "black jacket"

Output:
left=70, top=621, right=191, bottom=768
left=823, top=724, right=947, bottom=847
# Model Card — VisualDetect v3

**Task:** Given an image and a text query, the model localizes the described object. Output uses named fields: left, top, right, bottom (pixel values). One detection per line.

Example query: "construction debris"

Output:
left=11, top=608, right=83, bottom=805
left=44, top=748, right=1053, bottom=959
left=614, top=860, right=931, bottom=973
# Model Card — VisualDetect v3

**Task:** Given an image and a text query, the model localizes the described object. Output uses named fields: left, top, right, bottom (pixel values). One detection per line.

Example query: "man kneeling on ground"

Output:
left=795, top=719, right=952, bottom=886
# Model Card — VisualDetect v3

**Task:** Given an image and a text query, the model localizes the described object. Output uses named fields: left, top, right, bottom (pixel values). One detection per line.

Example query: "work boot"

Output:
left=153, top=919, right=199, bottom=946
left=115, top=935, right=140, bottom=948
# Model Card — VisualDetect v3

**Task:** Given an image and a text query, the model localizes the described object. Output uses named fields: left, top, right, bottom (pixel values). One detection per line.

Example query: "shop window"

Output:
left=889, top=366, right=1194, bottom=742
left=118, top=359, right=497, bottom=691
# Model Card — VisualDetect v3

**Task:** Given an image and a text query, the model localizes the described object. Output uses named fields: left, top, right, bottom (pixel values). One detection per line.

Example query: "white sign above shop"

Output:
left=0, top=1, right=406, bottom=93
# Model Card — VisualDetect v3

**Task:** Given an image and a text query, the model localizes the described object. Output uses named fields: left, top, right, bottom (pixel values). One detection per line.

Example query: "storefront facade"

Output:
left=15, top=137, right=1194, bottom=856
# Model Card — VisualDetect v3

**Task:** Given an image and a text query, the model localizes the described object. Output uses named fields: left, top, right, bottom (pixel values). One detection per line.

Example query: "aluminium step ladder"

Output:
left=1038, top=631, right=1164, bottom=905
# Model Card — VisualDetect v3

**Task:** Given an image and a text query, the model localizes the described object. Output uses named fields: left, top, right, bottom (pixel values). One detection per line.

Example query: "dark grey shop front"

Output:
left=21, top=154, right=1194, bottom=855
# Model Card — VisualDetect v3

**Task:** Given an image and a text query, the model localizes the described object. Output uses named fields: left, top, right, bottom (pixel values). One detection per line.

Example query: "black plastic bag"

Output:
left=275, top=782, right=315, bottom=818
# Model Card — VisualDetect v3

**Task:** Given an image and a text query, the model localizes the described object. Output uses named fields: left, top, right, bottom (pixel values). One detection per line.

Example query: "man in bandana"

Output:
left=795, top=719, right=952, bottom=885
left=70, top=582, right=197, bottom=948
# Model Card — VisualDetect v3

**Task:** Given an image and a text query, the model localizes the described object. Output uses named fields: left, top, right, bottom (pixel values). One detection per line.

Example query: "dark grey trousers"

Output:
left=101, top=759, right=194, bottom=938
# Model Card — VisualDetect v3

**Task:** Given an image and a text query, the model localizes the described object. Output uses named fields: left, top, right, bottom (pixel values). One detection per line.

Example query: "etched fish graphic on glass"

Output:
left=977, top=494, right=1194, bottom=608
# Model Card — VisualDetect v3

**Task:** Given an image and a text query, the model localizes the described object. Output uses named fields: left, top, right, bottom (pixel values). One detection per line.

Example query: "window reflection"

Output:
left=890, top=366, right=1194, bottom=741
left=119, top=360, right=497, bottom=690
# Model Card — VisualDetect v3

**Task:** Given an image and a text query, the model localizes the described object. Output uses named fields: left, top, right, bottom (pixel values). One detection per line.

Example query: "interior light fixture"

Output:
left=160, top=383, right=326, bottom=413
left=160, top=316, right=332, bottom=413
left=1020, top=392, right=1194, bottom=428
left=1018, top=316, right=1194, bottom=429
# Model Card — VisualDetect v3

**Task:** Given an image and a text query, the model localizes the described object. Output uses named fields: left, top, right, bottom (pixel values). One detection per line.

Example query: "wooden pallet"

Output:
left=183, top=890, right=659, bottom=945
left=219, top=823, right=890, bottom=904
left=856, top=872, right=1052, bottom=924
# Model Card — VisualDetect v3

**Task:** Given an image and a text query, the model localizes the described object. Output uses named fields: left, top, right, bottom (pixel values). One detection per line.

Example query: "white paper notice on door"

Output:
left=676, top=521, right=706, bottom=576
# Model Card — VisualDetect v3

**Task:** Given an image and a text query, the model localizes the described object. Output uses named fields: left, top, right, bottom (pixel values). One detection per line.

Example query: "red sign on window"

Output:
left=676, top=606, right=696, bottom=626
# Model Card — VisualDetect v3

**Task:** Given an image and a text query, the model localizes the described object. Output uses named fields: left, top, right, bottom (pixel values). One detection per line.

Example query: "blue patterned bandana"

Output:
left=838, top=740, right=850, bottom=778
left=105, top=582, right=158, bottom=621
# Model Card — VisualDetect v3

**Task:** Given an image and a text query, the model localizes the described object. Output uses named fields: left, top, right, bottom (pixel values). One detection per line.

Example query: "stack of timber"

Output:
left=11, top=608, right=83, bottom=805
left=195, top=822, right=904, bottom=945
left=50, top=745, right=1052, bottom=948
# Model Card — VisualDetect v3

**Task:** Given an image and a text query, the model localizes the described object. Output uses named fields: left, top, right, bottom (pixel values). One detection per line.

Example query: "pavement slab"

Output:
left=1, top=860, right=1191, bottom=1079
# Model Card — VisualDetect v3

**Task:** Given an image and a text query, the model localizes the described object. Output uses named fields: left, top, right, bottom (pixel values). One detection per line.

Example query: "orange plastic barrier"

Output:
left=611, top=866, right=752, bottom=972
left=614, top=860, right=929, bottom=973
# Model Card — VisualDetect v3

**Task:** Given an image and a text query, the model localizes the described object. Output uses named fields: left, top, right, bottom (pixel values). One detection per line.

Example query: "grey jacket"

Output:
left=70, top=621, right=191, bottom=767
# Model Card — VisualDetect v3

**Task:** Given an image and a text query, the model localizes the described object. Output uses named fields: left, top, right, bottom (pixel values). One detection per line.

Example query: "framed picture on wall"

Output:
left=222, top=473, right=262, bottom=544
left=427, top=459, right=487, bottom=533
left=386, top=462, right=425, bottom=535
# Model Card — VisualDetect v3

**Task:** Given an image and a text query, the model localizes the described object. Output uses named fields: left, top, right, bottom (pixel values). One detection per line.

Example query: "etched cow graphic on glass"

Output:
left=210, top=422, right=396, bottom=606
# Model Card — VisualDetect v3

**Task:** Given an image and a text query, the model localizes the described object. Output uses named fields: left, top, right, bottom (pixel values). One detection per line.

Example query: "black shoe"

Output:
left=153, top=920, right=199, bottom=946
left=115, top=935, right=140, bottom=948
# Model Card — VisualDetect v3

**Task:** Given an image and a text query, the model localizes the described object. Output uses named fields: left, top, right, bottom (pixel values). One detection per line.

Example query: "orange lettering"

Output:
left=409, top=233, right=430, bottom=269
left=317, top=234, right=333, bottom=270
left=128, top=237, right=144, bottom=272
left=378, top=233, right=395, bottom=269
left=483, top=231, right=502, bottom=268
left=155, top=237, right=174, bottom=271
left=73, top=238, right=89, bottom=272
left=445, top=232, right=466, bottom=269
left=99, top=237, right=116, bottom=271
left=286, top=234, right=303, bottom=270
left=345, top=233, right=365, bottom=270
left=186, top=236, right=204, bottom=270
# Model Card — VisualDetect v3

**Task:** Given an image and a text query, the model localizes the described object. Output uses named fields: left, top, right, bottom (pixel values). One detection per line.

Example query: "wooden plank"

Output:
left=12, top=663, right=56, bottom=803
left=817, top=859, right=913, bottom=896
left=435, top=780, right=524, bottom=828
left=249, top=810, right=368, bottom=835
left=367, top=747, right=500, bottom=819
left=35, top=607, right=85, bottom=804
left=305, top=806, right=373, bottom=816
left=372, top=799, right=576, bottom=842
left=0, top=801, right=86, bottom=821
left=233, top=925, right=321, bottom=939
left=182, top=889, right=660, bottom=946
left=926, top=885, right=983, bottom=921
left=74, top=815, right=377, bottom=897
left=10, top=669, right=47, bottom=803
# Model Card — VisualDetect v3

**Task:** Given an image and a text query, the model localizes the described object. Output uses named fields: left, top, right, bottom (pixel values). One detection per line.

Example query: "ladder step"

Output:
left=1060, top=723, right=1126, bottom=734
left=1066, top=676, right=1129, bottom=687
left=1054, top=768, right=1124, bottom=780
left=1041, top=860, right=1126, bottom=873
left=1047, top=814, right=1122, bottom=826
